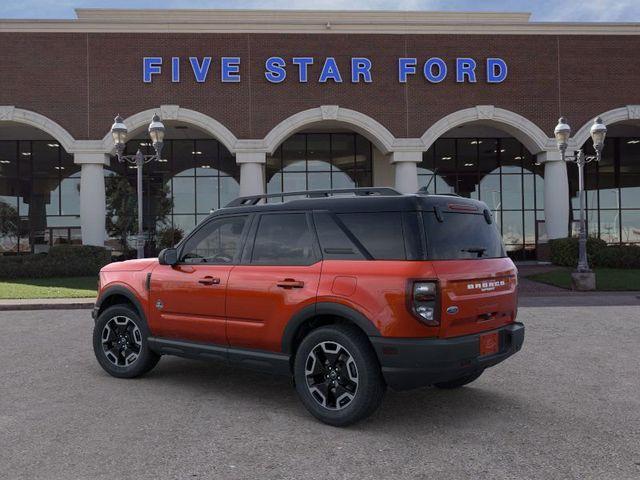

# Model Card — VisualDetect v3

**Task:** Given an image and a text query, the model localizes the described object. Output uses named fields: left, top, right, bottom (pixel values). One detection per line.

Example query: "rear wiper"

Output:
left=461, top=247, right=487, bottom=258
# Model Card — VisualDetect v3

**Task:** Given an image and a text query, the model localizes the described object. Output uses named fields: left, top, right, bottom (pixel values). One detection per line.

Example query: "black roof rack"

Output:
left=225, top=187, right=401, bottom=207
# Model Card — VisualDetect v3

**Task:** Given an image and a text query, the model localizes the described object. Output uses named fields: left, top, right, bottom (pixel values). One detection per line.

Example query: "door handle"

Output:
left=198, top=276, right=221, bottom=285
left=276, top=279, right=305, bottom=289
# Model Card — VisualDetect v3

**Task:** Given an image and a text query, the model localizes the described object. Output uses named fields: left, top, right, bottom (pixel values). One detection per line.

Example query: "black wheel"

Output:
left=93, top=305, right=160, bottom=378
left=433, top=369, right=484, bottom=389
left=293, top=324, right=385, bottom=427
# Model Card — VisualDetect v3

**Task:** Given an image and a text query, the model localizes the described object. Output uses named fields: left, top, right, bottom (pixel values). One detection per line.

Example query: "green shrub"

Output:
left=550, top=237, right=640, bottom=268
left=0, top=245, right=112, bottom=279
left=593, top=245, right=640, bottom=268
left=549, top=237, right=607, bottom=267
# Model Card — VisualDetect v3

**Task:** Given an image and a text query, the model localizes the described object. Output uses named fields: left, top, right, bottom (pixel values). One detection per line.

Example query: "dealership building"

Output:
left=1, top=9, right=640, bottom=257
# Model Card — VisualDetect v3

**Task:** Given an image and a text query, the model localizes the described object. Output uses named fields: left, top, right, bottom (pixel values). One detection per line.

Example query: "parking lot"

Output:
left=1, top=304, right=639, bottom=479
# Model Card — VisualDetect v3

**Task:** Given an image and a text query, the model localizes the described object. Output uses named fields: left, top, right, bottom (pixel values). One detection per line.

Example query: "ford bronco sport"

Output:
left=92, top=188, right=524, bottom=426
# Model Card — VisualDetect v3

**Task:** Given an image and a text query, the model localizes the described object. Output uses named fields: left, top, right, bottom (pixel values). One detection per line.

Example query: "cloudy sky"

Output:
left=0, top=0, right=639, bottom=22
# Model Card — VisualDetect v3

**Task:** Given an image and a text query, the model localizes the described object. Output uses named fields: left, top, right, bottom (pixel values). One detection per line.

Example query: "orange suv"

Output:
left=92, top=188, right=524, bottom=426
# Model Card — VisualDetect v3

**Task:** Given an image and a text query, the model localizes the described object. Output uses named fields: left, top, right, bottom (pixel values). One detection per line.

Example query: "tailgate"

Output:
left=432, top=258, right=518, bottom=338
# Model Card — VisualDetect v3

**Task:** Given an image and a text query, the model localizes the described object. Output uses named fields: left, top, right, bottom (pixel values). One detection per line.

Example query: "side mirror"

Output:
left=158, top=248, right=178, bottom=266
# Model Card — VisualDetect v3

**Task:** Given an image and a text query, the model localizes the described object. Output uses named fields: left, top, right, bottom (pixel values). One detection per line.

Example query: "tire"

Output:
left=433, top=369, right=484, bottom=389
left=293, top=324, right=385, bottom=427
left=93, top=304, right=160, bottom=378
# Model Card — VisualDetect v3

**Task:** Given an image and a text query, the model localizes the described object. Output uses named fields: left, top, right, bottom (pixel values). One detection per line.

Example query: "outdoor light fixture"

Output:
left=553, top=116, right=607, bottom=286
left=109, top=113, right=166, bottom=259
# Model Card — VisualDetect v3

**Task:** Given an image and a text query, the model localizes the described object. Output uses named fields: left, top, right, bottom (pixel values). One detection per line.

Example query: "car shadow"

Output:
left=136, top=355, right=524, bottom=429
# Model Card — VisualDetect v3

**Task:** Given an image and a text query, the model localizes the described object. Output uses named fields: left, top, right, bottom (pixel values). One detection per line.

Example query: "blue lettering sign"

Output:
left=171, top=57, right=180, bottom=83
left=398, top=58, right=417, bottom=83
left=319, top=57, right=342, bottom=83
left=221, top=57, right=241, bottom=82
left=292, top=57, right=313, bottom=82
left=143, top=57, right=162, bottom=83
left=351, top=58, right=372, bottom=83
left=424, top=57, right=447, bottom=83
left=265, top=56, right=287, bottom=83
left=456, top=58, right=477, bottom=83
left=189, top=57, right=212, bottom=83
left=487, top=58, right=508, bottom=83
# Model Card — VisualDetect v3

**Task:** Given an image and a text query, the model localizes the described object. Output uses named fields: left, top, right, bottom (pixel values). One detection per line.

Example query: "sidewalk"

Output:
left=0, top=297, right=95, bottom=311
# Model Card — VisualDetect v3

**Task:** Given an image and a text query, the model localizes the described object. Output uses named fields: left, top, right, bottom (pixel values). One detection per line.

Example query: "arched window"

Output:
left=266, top=133, right=373, bottom=198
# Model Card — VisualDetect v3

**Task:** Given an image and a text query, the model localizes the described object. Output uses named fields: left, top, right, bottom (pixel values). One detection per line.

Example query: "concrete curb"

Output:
left=0, top=299, right=95, bottom=311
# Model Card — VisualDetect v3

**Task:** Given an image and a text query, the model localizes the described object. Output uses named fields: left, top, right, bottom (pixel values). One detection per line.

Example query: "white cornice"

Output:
left=0, top=9, right=639, bottom=35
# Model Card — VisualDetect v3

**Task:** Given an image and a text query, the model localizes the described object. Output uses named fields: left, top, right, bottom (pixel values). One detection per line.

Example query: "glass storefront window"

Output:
left=266, top=133, right=373, bottom=197
left=569, top=136, right=640, bottom=244
left=421, top=136, right=544, bottom=256
left=105, top=138, right=239, bottom=251
left=0, top=140, right=80, bottom=253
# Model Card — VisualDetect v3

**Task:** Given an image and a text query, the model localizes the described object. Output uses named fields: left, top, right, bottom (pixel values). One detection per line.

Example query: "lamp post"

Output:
left=110, top=114, right=166, bottom=259
left=553, top=116, right=607, bottom=283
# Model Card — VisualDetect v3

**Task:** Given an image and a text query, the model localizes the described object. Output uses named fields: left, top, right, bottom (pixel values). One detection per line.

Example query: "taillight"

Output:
left=410, top=281, right=439, bottom=326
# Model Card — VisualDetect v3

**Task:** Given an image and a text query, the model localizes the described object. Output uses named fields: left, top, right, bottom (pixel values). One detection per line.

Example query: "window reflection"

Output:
left=106, top=139, right=239, bottom=251
left=420, top=137, right=544, bottom=255
left=266, top=133, right=373, bottom=197
left=569, top=136, right=640, bottom=244
left=0, top=140, right=80, bottom=253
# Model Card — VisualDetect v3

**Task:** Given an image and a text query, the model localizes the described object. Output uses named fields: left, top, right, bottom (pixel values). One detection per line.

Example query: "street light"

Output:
left=110, top=113, right=165, bottom=259
left=554, top=116, right=607, bottom=280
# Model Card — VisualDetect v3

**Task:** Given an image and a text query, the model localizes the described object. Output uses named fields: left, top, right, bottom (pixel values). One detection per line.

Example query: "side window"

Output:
left=180, top=216, right=247, bottom=264
left=337, top=212, right=406, bottom=260
left=313, top=212, right=365, bottom=260
left=251, top=213, right=317, bottom=265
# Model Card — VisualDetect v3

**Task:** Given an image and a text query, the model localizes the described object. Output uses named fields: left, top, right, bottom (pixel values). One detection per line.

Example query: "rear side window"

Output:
left=313, top=212, right=365, bottom=260
left=337, top=212, right=406, bottom=260
left=251, top=213, right=317, bottom=265
left=423, top=212, right=505, bottom=260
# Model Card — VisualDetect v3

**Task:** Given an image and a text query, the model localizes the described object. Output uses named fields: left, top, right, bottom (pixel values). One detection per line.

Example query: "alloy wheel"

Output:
left=304, top=341, right=359, bottom=410
left=101, top=315, right=143, bottom=367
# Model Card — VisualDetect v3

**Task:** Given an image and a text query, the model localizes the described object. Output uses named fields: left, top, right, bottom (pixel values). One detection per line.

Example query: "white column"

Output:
left=539, top=151, right=569, bottom=239
left=75, top=152, right=109, bottom=246
left=237, top=151, right=266, bottom=197
left=390, top=151, right=421, bottom=194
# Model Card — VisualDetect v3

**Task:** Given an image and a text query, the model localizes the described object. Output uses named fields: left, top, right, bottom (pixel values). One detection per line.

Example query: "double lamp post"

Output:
left=110, top=114, right=166, bottom=259
left=553, top=116, right=607, bottom=287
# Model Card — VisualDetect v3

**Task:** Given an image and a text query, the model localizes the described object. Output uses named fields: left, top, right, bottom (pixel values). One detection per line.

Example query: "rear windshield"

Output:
left=423, top=211, right=505, bottom=260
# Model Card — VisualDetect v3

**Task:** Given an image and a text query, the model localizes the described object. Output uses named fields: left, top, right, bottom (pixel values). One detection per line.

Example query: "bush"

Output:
left=549, top=237, right=607, bottom=267
left=0, top=245, right=112, bottom=279
left=593, top=245, right=640, bottom=268
left=550, top=237, right=640, bottom=268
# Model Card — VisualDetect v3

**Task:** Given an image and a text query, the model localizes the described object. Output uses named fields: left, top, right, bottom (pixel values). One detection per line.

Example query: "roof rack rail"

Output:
left=225, top=187, right=401, bottom=207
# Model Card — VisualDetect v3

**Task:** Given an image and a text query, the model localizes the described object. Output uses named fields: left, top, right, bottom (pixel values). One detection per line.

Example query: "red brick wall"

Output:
left=1, top=32, right=639, bottom=142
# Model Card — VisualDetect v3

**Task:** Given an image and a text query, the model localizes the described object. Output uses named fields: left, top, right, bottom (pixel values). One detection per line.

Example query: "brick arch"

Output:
left=0, top=106, right=76, bottom=153
left=100, top=105, right=239, bottom=154
left=420, top=106, right=553, bottom=154
left=263, top=106, right=397, bottom=155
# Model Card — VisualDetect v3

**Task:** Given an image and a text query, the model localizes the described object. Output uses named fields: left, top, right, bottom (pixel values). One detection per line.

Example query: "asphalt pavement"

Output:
left=1, top=306, right=639, bottom=479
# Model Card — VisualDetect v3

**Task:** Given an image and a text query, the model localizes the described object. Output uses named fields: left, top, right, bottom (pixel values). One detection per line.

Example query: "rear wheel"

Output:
left=93, top=305, right=160, bottom=378
left=293, top=324, right=385, bottom=427
left=433, top=369, right=484, bottom=389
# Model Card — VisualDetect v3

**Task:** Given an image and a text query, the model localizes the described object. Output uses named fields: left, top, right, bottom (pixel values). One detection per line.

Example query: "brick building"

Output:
left=1, top=9, right=640, bottom=256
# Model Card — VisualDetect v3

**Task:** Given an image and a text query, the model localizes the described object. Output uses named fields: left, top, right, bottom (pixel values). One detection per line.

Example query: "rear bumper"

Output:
left=370, top=322, right=525, bottom=391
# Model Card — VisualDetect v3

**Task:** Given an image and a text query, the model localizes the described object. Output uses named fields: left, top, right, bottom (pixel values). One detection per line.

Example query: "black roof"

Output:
left=215, top=189, right=489, bottom=216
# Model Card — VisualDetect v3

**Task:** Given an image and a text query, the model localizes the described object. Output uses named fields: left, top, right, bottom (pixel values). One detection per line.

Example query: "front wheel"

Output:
left=293, top=324, right=385, bottom=427
left=93, top=305, right=160, bottom=378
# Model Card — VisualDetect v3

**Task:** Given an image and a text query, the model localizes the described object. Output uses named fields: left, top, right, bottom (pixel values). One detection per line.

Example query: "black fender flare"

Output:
left=94, top=285, right=146, bottom=322
left=281, top=302, right=381, bottom=354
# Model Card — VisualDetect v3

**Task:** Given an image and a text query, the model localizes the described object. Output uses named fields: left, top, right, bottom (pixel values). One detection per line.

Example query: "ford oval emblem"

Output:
left=446, top=306, right=459, bottom=315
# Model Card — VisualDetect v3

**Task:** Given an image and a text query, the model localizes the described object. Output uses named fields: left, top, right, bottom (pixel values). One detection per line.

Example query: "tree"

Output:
left=0, top=201, right=21, bottom=251
left=105, top=175, right=172, bottom=254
